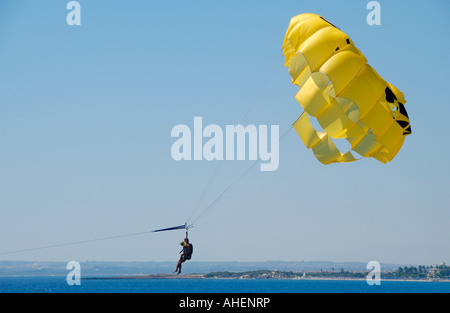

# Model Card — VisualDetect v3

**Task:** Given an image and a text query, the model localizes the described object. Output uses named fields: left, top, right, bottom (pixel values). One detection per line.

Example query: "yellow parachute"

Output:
left=282, top=13, right=411, bottom=164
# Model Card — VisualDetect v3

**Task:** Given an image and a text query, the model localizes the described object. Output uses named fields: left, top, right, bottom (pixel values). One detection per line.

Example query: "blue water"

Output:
left=1, top=276, right=450, bottom=293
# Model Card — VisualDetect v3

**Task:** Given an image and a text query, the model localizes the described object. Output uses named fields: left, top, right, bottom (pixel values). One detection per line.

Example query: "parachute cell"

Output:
left=283, top=13, right=411, bottom=164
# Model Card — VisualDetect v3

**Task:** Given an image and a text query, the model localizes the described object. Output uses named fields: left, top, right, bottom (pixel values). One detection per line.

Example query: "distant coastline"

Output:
left=87, top=273, right=450, bottom=283
left=87, top=269, right=450, bottom=283
left=1, top=261, right=448, bottom=282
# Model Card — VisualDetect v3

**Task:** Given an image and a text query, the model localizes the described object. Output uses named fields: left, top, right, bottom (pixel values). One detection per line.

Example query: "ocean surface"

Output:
left=1, top=276, right=450, bottom=293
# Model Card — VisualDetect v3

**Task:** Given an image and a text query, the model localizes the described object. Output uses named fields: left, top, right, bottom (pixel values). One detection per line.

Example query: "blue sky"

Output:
left=0, top=0, right=449, bottom=265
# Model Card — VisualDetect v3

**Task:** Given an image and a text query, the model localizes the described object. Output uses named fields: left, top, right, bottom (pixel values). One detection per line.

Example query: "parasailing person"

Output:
left=174, top=237, right=193, bottom=275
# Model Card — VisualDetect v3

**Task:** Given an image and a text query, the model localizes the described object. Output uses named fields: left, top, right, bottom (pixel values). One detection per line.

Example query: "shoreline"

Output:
left=84, top=273, right=450, bottom=283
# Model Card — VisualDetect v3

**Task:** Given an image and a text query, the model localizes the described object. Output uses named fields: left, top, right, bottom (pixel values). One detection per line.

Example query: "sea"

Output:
left=1, top=276, right=450, bottom=293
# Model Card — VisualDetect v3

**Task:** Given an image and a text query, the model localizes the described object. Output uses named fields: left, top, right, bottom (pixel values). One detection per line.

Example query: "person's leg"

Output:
left=174, top=255, right=183, bottom=273
left=177, top=255, right=186, bottom=274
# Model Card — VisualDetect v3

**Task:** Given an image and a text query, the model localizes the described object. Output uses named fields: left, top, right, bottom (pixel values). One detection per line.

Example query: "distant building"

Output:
left=429, top=262, right=447, bottom=278
left=430, top=265, right=439, bottom=276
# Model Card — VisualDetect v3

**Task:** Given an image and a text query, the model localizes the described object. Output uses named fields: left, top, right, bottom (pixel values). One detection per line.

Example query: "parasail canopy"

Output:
left=283, top=13, right=411, bottom=164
